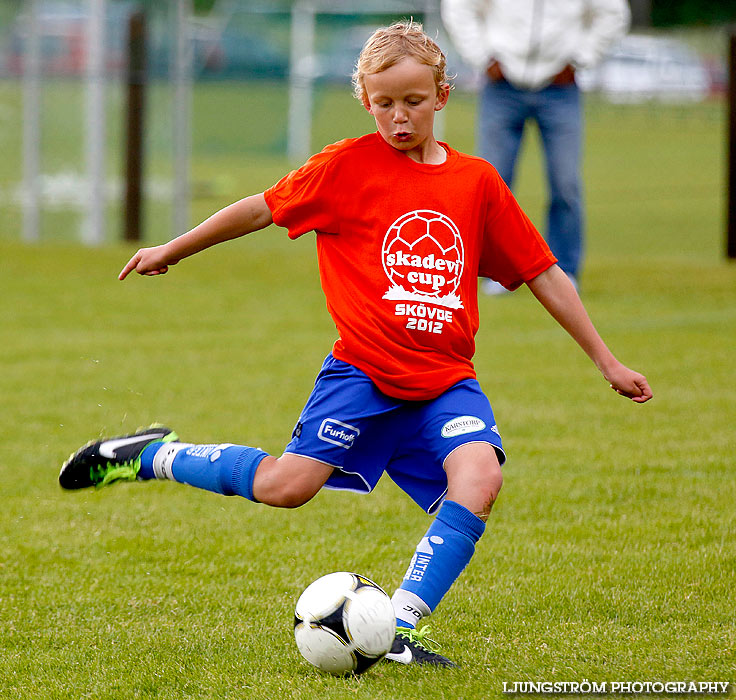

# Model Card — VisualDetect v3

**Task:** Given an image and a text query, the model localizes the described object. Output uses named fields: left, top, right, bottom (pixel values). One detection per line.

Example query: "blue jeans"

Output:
left=478, top=79, right=583, bottom=278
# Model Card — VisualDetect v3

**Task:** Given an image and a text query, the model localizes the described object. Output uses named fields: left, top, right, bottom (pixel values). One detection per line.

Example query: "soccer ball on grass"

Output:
left=294, top=571, right=396, bottom=675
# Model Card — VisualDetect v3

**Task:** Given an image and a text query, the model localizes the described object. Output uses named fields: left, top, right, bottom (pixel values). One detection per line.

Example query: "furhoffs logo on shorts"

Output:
left=318, top=418, right=360, bottom=449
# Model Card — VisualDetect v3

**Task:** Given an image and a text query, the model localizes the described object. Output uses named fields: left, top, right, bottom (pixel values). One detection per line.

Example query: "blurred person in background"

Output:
left=442, top=0, right=630, bottom=294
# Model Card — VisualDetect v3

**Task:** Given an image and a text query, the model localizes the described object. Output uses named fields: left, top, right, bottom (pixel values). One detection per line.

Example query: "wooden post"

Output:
left=728, top=31, right=736, bottom=259
left=123, top=10, right=147, bottom=242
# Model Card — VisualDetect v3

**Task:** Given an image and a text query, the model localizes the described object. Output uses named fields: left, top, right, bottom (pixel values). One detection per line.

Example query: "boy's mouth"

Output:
left=394, top=131, right=413, bottom=142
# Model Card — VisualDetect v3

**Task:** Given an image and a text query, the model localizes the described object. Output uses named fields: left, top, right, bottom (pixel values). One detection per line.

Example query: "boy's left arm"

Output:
left=526, top=265, right=653, bottom=403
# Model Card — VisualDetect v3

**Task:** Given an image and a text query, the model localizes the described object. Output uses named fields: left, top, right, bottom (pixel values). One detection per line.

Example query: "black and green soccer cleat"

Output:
left=385, top=626, right=458, bottom=667
left=59, top=424, right=178, bottom=490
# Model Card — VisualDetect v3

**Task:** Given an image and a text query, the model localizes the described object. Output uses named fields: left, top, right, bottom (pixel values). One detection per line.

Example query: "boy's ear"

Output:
left=435, top=83, right=451, bottom=111
left=361, top=95, right=373, bottom=113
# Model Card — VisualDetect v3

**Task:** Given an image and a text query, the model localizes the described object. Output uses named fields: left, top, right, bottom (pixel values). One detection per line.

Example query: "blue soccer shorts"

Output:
left=283, top=354, right=505, bottom=514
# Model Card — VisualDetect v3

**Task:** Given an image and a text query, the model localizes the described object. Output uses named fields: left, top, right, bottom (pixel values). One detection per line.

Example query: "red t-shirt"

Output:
left=264, top=133, right=556, bottom=400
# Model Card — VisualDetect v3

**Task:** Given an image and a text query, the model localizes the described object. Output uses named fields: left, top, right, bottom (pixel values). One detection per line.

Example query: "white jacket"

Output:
left=441, top=0, right=631, bottom=90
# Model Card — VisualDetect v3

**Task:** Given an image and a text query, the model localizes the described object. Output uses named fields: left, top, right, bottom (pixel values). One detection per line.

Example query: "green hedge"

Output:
left=653, top=0, right=736, bottom=25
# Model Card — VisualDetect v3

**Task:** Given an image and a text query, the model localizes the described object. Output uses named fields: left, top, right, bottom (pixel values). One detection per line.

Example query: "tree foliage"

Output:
left=652, top=0, right=736, bottom=25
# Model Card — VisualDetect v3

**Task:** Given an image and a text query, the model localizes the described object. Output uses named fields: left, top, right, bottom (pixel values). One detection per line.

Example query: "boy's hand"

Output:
left=119, top=245, right=177, bottom=280
left=604, top=363, right=653, bottom=403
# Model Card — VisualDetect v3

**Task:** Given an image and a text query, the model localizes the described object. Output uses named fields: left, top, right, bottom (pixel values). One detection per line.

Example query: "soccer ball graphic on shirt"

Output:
left=294, top=572, right=396, bottom=675
left=382, top=209, right=465, bottom=309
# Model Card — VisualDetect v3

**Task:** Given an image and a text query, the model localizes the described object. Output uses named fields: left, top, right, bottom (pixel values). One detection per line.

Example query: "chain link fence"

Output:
left=0, top=0, right=727, bottom=244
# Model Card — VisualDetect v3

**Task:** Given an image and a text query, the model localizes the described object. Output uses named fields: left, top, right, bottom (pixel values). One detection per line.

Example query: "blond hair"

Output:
left=352, top=20, right=449, bottom=101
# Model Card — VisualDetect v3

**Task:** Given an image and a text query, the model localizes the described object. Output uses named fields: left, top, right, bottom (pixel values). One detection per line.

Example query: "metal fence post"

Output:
left=173, top=0, right=193, bottom=237
left=22, top=0, right=41, bottom=243
left=288, top=1, right=316, bottom=163
left=84, top=0, right=106, bottom=245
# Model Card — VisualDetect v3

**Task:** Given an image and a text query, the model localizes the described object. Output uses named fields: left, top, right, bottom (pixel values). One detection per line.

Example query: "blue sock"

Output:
left=139, top=441, right=267, bottom=502
left=391, top=500, right=485, bottom=628
left=139, top=442, right=165, bottom=479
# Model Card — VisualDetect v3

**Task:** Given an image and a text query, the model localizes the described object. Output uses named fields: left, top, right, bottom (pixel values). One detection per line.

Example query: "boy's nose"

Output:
left=392, top=108, right=408, bottom=123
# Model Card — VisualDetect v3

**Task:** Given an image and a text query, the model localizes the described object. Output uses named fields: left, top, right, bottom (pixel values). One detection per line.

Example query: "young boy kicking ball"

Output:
left=60, top=21, right=652, bottom=667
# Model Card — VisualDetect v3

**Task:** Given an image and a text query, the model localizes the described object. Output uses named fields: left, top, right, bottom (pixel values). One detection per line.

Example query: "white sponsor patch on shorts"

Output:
left=441, top=416, right=486, bottom=438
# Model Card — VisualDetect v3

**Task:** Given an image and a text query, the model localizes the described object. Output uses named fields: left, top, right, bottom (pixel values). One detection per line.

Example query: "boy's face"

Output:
left=362, top=57, right=449, bottom=161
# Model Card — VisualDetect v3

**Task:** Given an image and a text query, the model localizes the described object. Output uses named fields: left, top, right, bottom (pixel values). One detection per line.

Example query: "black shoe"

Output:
left=385, top=626, right=457, bottom=667
left=59, top=424, right=177, bottom=490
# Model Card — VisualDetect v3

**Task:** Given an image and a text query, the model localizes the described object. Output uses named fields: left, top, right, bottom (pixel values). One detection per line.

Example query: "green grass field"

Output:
left=0, top=80, right=734, bottom=699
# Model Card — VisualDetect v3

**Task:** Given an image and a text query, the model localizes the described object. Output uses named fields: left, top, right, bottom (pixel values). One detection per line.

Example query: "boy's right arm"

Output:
left=119, top=193, right=273, bottom=280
